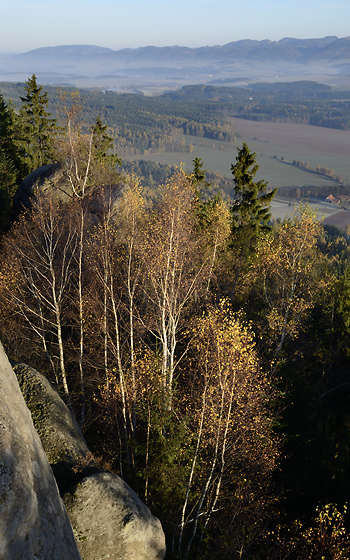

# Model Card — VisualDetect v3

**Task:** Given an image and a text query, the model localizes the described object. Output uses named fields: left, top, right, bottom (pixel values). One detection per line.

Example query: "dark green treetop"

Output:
left=189, top=156, right=220, bottom=230
left=92, top=115, right=121, bottom=167
left=192, top=156, right=207, bottom=188
left=0, top=94, right=24, bottom=228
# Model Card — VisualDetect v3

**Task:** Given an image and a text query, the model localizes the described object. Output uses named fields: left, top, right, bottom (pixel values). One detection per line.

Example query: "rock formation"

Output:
left=12, top=360, right=166, bottom=560
left=0, top=342, right=81, bottom=560
left=64, top=473, right=166, bottom=560
left=13, top=162, right=124, bottom=223
left=13, top=163, right=69, bottom=212
left=13, top=362, right=90, bottom=493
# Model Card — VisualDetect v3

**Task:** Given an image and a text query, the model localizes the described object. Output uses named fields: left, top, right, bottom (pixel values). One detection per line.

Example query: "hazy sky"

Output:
left=1, top=0, right=349, bottom=53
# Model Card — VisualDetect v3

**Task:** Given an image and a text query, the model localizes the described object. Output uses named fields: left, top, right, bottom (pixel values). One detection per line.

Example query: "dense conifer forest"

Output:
left=1, top=75, right=350, bottom=558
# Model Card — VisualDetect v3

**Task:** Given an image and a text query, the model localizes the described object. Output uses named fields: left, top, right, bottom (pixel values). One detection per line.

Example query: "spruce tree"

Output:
left=191, top=156, right=207, bottom=189
left=18, top=74, right=56, bottom=174
left=0, top=94, right=23, bottom=228
left=92, top=115, right=121, bottom=168
left=229, top=142, right=277, bottom=299
left=231, top=142, right=277, bottom=240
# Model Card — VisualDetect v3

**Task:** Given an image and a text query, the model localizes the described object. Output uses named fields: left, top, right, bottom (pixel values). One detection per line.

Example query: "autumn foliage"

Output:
left=1, top=120, right=349, bottom=559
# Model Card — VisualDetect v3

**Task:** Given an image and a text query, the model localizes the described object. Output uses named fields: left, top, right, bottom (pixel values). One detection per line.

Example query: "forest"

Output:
left=167, top=83, right=350, bottom=130
left=1, top=75, right=350, bottom=559
left=2, top=78, right=350, bottom=163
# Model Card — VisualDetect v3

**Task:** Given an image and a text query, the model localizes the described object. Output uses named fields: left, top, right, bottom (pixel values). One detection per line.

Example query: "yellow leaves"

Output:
left=274, top=504, right=350, bottom=560
left=249, top=203, right=327, bottom=352
left=118, top=174, right=145, bottom=223
left=191, top=300, right=265, bottom=414
left=133, top=348, right=164, bottom=400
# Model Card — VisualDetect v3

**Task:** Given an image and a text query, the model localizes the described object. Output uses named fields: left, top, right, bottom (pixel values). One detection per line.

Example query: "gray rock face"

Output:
left=13, top=163, right=69, bottom=212
left=0, top=343, right=81, bottom=560
left=64, top=472, right=166, bottom=560
left=13, top=162, right=124, bottom=222
left=13, top=363, right=90, bottom=492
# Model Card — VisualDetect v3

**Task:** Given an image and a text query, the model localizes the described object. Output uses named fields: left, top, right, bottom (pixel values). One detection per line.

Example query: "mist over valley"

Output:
left=1, top=36, right=350, bottom=91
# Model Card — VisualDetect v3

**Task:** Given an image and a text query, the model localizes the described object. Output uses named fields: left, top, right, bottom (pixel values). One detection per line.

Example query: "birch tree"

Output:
left=84, top=176, right=145, bottom=471
left=174, top=301, right=278, bottom=559
left=250, top=205, right=326, bottom=357
left=54, top=101, right=121, bottom=423
left=0, top=193, right=78, bottom=400
left=141, top=171, right=207, bottom=408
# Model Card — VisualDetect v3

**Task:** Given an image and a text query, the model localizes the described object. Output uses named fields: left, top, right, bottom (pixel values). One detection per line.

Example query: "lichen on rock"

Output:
left=13, top=362, right=90, bottom=492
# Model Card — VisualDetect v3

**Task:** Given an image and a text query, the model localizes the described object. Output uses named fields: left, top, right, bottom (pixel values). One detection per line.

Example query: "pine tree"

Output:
left=18, top=74, right=56, bottom=174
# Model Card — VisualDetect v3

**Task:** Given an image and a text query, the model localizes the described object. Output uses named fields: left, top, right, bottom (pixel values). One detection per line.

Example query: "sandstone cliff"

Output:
left=0, top=342, right=81, bottom=560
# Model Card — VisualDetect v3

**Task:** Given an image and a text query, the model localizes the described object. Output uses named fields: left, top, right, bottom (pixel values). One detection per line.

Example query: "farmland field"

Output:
left=127, top=118, right=350, bottom=188
left=126, top=118, right=350, bottom=225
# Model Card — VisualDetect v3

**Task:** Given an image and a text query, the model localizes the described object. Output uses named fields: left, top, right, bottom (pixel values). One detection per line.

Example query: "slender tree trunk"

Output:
left=144, top=403, right=151, bottom=503
left=184, top=383, right=226, bottom=559
left=126, top=238, right=138, bottom=434
left=110, top=275, right=131, bottom=467
left=77, top=205, right=86, bottom=424
left=177, top=383, right=208, bottom=555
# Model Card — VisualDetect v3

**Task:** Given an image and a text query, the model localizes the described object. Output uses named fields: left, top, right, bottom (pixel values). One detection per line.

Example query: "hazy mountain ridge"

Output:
left=12, top=36, right=350, bottom=63
left=0, top=37, right=349, bottom=90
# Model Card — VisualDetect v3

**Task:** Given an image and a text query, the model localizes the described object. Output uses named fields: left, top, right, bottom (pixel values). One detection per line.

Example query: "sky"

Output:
left=1, top=0, right=350, bottom=54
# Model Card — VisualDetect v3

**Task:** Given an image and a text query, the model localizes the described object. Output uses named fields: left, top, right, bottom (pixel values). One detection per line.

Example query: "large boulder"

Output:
left=13, top=362, right=90, bottom=492
left=64, top=472, right=166, bottom=560
left=13, top=361, right=167, bottom=560
left=13, top=162, right=124, bottom=222
left=13, top=163, right=70, bottom=212
left=0, top=343, right=81, bottom=560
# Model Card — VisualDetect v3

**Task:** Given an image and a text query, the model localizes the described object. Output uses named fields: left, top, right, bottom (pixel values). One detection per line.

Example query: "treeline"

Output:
left=282, top=183, right=350, bottom=200
left=0, top=81, right=236, bottom=157
left=232, top=104, right=350, bottom=129
left=272, top=155, right=350, bottom=200
left=167, top=83, right=350, bottom=130
left=3, top=77, right=350, bottom=168
left=292, top=160, right=346, bottom=185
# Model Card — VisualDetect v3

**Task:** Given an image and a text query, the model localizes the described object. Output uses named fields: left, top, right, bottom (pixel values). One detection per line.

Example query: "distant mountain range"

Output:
left=1, top=37, right=349, bottom=92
